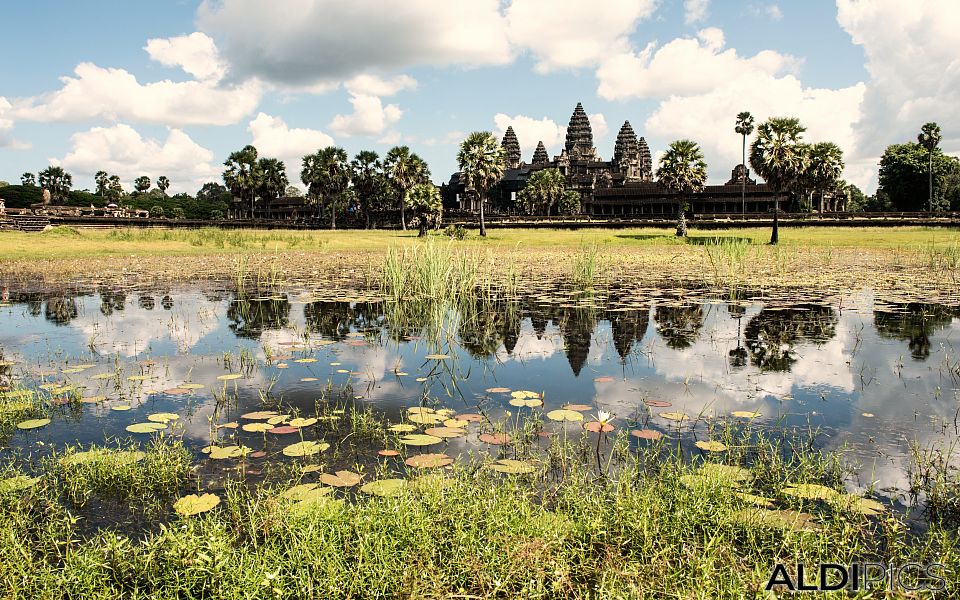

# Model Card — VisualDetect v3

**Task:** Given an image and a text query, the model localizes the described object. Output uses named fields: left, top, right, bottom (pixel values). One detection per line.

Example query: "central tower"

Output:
left=564, top=102, right=597, bottom=161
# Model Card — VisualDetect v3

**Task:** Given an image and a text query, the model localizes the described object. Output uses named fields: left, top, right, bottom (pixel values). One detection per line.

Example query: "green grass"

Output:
left=0, top=430, right=955, bottom=598
left=1, top=226, right=959, bottom=262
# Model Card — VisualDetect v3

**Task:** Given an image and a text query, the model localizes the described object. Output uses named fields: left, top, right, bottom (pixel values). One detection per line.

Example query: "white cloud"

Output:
left=589, top=113, right=609, bottom=141
left=344, top=74, right=417, bottom=97
left=198, top=0, right=512, bottom=85
left=11, top=62, right=262, bottom=127
left=0, top=97, right=29, bottom=149
left=506, top=0, right=659, bottom=72
left=60, top=124, right=217, bottom=193
left=144, top=32, right=226, bottom=81
left=749, top=3, right=783, bottom=21
left=597, top=28, right=799, bottom=100
left=248, top=112, right=335, bottom=172
left=493, top=113, right=565, bottom=157
left=684, top=0, right=710, bottom=24
left=837, top=0, right=960, bottom=165
left=423, top=130, right=466, bottom=147
left=329, top=94, right=403, bottom=138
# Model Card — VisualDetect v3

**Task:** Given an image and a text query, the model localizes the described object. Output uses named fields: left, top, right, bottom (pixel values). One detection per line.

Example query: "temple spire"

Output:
left=501, top=126, right=521, bottom=169
left=532, top=141, right=549, bottom=165
left=564, top=102, right=595, bottom=160
left=637, top=136, right=653, bottom=180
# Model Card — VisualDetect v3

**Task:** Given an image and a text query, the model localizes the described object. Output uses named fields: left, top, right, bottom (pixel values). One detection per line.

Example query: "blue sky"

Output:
left=1, top=0, right=957, bottom=194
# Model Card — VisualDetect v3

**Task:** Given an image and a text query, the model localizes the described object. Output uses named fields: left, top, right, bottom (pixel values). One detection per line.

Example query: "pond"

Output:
left=0, top=283, right=958, bottom=516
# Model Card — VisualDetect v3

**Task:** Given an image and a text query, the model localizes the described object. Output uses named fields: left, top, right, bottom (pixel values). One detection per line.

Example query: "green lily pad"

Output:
left=730, top=508, right=822, bottom=532
left=408, top=413, right=444, bottom=425
left=216, top=374, right=242, bottom=381
left=206, top=445, right=249, bottom=460
left=731, top=411, right=761, bottom=419
left=423, top=427, right=466, bottom=439
left=660, top=412, right=689, bottom=422
left=546, top=409, right=584, bottom=422
left=126, top=422, right=167, bottom=434
left=388, top=424, right=417, bottom=433
left=147, top=412, right=179, bottom=423
left=282, top=441, right=330, bottom=457
left=241, top=422, right=274, bottom=433
left=782, top=483, right=841, bottom=502
left=174, top=493, right=220, bottom=516
left=694, top=440, right=728, bottom=452
left=319, top=470, right=364, bottom=487
left=288, top=417, right=317, bottom=428
left=508, top=398, right=543, bottom=408
left=241, top=411, right=279, bottom=420
left=280, top=483, right=334, bottom=501
left=60, top=449, right=146, bottom=467
left=842, top=495, right=886, bottom=516
left=404, top=454, right=453, bottom=469
left=16, top=418, right=51, bottom=430
left=700, top=464, right=752, bottom=482
left=360, top=478, right=407, bottom=497
left=398, top=434, right=443, bottom=447
left=489, top=459, right=536, bottom=474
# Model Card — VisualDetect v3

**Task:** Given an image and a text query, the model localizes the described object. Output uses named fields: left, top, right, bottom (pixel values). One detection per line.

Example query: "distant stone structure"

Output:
left=442, top=102, right=793, bottom=216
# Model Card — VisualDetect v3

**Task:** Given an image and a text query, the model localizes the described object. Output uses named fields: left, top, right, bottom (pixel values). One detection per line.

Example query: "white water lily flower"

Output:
left=595, top=410, right=613, bottom=425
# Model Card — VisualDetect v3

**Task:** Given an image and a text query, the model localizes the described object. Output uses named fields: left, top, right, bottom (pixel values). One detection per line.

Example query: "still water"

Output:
left=0, top=285, right=958, bottom=506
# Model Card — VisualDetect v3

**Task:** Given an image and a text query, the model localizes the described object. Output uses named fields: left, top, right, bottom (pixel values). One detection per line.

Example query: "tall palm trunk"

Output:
left=928, top=151, right=933, bottom=212
left=479, top=190, right=487, bottom=237
left=400, top=190, right=407, bottom=230
left=675, top=200, right=687, bottom=237
left=770, top=195, right=779, bottom=245
left=741, top=134, right=746, bottom=214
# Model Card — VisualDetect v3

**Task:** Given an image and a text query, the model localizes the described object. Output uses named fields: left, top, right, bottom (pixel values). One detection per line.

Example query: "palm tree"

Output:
left=807, top=142, right=844, bottom=213
left=21, top=172, right=36, bottom=187
left=384, top=146, right=430, bottom=231
left=750, top=117, right=808, bottom=245
left=37, top=166, right=73, bottom=202
left=156, top=176, right=170, bottom=195
left=256, top=158, right=288, bottom=205
left=918, top=122, right=942, bottom=212
left=302, top=147, right=350, bottom=229
left=107, top=175, right=124, bottom=201
left=94, top=171, right=109, bottom=196
left=734, top=112, right=755, bottom=213
left=406, top=182, right=443, bottom=237
left=457, top=132, right=505, bottom=237
left=656, top=139, right=707, bottom=237
left=134, top=176, right=151, bottom=194
left=518, top=168, right=565, bottom=215
left=222, top=145, right=260, bottom=218
left=351, top=150, right=382, bottom=229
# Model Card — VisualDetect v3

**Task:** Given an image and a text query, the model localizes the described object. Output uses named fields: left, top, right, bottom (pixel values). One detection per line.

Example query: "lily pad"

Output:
left=643, top=400, right=672, bottom=408
left=546, top=409, right=584, bottom=422
left=241, top=411, right=279, bottom=420
left=730, top=508, right=822, bottom=532
left=89, top=373, right=115, bottom=380
left=241, top=422, right=274, bottom=433
left=268, top=425, right=299, bottom=435
left=288, top=417, right=317, bottom=428
left=207, top=445, right=249, bottom=460
left=111, top=405, right=132, bottom=411
left=408, top=413, right=444, bottom=425
left=564, top=404, right=593, bottom=412
left=485, top=387, right=511, bottom=393
left=731, top=411, right=761, bottom=419
left=174, top=493, right=220, bottom=516
left=630, top=429, right=663, bottom=440
left=126, top=422, right=167, bottom=434
left=147, top=412, right=179, bottom=423
left=319, top=470, right=364, bottom=487
left=478, top=433, right=512, bottom=445
left=423, top=426, right=466, bottom=439
left=404, top=454, right=453, bottom=469
left=424, top=354, right=450, bottom=360
left=16, top=418, right=50, bottom=430
left=842, top=496, right=886, bottom=516
left=80, top=395, right=107, bottom=404
left=378, top=449, right=400, bottom=457
left=489, top=459, right=536, bottom=474
left=388, top=424, right=417, bottom=433
left=282, top=441, right=330, bottom=457
left=398, top=434, right=443, bottom=447
left=695, top=440, right=728, bottom=452
left=584, top=421, right=615, bottom=433
left=782, top=483, right=841, bottom=502
left=360, top=478, right=407, bottom=497
left=443, top=418, right=470, bottom=428
left=60, top=449, right=145, bottom=467
left=179, top=383, right=205, bottom=390
left=280, top=483, right=333, bottom=501
left=216, top=374, right=242, bottom=381
left=509, top=398, right=543, bottom=408
left=660, top=411, right=689, bottom=422
left=735, top=492, right=775, bottom=508
left=700, top=464, right=752, bottom=482
left=456, top=413, right=484, bottom=422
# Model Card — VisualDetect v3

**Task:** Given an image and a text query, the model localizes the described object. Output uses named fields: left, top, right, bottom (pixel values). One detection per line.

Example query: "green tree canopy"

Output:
left=21, top=172, right=35, bottom=186
left=384, top=146, right=430, bottom=231
left=223, top=145, right=260, bottom=218
left=134, top=176, right=151, bottom=193
left=750, top=117, right=807, bottom=244
left=656, top=139, right=707, bottom=237
left=351, top=150, right=383, bottom=229
left=405, top=182, right=443, bottom=236
left=877, top=142, right=959, bottom=212
left=301, top=146, right=350, bottom=229
left=156, top=176, right=170, bottom=194
left=38, top=166, right=73, bottom=202
left=457, top=131, right=505, bottom=237
left=518, top=168, right=565, bottom=216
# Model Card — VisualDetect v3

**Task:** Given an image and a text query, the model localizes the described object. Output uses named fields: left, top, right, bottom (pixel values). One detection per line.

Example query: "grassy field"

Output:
left=1, top=225, right=958, bottom=298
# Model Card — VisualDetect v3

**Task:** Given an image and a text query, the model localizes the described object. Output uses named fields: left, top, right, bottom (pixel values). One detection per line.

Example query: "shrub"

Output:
left=169, top=207, right=185, bottom=220
left=443, top=224, right=466, bottom=240
left=150, top=206, right=165, bottom=218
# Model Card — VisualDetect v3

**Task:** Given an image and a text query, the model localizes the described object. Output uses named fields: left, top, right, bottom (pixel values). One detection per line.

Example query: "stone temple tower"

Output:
left=637, top=136, right=653, bottom=180
left=501, top=126, right=521, bottom=169
left=613, top=120, right=641, bottom=182
left=564, top=102, right=597, bottom=161
left=531, top=141, right=549, bottom=165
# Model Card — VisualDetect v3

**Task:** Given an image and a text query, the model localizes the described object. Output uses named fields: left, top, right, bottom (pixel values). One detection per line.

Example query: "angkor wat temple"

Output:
left=443, top=102, right=800, bottom=216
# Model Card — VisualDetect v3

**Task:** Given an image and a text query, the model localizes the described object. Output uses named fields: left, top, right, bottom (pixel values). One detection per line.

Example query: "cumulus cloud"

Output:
left=506, top=0, right=658, bottom=72
left=144, top=32, right=226, bottom=81
left=422, top=130, right=466, bottom=147
left=493, top=113, right=565, bottom=157
left=198, top=0, right=512, bottom=85
left=329, top=94, right=403, bottom=138
left=0, top=97, right=29, bottom=149
left=11, top=62, right=262, bottom=126
left=60, top=124, right=217, bottom=192
left=589, top=113, right=609, bottom=142
left=344, top=74, right=417, bottom=97
left=684, top=0, right=710, bottom=24
left=597, top=28, right=799, bottom=100
left=837, top=0, right=960, bottom=159
left=248, top=112, right=335, bottom=172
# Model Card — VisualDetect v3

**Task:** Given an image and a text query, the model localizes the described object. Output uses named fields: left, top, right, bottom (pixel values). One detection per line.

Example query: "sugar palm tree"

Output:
left=302, top=147, right=350, bottom=229
left=94, top=171, right=108, bottom=196
left=457, top=131, right=505, bottom=237
left=519, top=168, right=565, bottom=215
left=750, top=117, right=807, bottom=245
left=37, top=166, right=72, bottom=202
left=734, top=112, right=755, bottom=213
left=21, top=172, right=36, bottom=187
left=406, top=182, right=443, bottom=237
left=918, top=122, right=942, bottom=212
left=807, top=142, right=844, bottom=213
left=223, top=145, right=260, bottom=218
left=656, top=139, right=707, bottom=237
left=256, top=158, right=288, bottom=203
left=156, top=176, right=170, bottom=195
left=384, top=146, right=429, bottom=231
left=351, top=150, right=382, bottom=229
left=134, top=176, right=151, bottom=194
